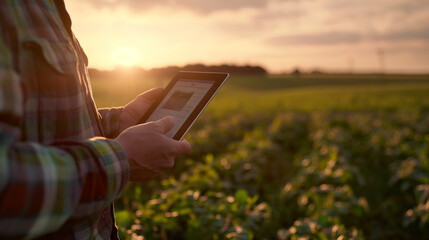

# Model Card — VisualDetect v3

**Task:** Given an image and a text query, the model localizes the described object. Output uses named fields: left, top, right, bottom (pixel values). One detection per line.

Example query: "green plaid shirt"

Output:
left=0, top=1, right=130, bottom=239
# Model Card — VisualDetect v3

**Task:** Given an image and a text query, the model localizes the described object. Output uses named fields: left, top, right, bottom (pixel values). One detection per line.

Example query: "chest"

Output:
left=6, top=2, right=103, bottom=143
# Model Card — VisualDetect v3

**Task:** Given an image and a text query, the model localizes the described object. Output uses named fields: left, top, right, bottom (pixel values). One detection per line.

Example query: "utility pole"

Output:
left=377, top=48, right=385, bottom=74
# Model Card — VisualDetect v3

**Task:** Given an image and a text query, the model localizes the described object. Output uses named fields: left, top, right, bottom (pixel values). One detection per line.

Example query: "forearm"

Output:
left=0, top=129, right=129, bottom=239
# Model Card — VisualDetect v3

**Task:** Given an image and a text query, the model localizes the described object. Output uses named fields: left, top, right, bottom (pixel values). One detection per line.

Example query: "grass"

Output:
left=91, top=73, right=429, bottom=112
left=90, top=72, right=429, bottom=239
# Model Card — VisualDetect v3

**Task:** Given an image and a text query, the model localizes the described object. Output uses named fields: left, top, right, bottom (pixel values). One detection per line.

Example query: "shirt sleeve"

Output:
left=0, top=28, right=129, bottom=239
left=98, top=107, right=123, bottom=138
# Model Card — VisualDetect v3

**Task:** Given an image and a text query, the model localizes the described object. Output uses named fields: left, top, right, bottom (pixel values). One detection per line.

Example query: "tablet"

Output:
left=139, top=71, right=229, bottom=140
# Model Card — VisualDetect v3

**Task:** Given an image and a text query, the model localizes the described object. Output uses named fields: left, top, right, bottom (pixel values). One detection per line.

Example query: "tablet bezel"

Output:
left=138, top=71, right=229, bottom=140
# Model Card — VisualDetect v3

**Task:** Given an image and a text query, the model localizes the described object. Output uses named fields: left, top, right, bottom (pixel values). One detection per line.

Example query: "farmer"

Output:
left=0, top=1, right=190, bottom=239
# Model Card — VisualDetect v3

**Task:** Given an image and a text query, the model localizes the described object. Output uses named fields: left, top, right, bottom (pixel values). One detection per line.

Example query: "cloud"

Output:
left=84, top=0, right=164, bottom=11
left=267, top=32, right=363, bottom=46
left=252, top=8, right=305, bottom=22
left=84, top=0, right=296, bottom=14
left=265, top=0, right=429, bottom=47
left=268, top=27, right=429, bottom=47
left=213, top=6, right=306, bottom=39
left=377, top=28, right=429, bottom=42
left=385, top=0, right=429, bottom=14
left=267, top=26, right=429, bottom=48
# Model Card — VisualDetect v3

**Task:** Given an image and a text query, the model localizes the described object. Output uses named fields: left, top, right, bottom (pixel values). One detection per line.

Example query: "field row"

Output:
left=115, top=111, right=429, bottom=239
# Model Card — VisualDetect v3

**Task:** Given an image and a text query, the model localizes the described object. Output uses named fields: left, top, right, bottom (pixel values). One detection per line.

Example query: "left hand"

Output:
left=118, top=87, right=164, bottom=133
left=115, top=116, right=191, bottom=182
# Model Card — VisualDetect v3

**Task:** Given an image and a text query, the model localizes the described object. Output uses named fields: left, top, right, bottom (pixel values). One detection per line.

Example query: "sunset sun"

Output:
left=112, top=48, right=142, bottom=67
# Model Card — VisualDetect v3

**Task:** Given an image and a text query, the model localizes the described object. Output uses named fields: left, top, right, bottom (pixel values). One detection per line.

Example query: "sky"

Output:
left=65, top=0, right=429, bottom=73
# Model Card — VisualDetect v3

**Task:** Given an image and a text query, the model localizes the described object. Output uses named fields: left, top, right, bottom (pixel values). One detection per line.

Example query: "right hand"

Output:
left=115, top=116, right=191, bottom=182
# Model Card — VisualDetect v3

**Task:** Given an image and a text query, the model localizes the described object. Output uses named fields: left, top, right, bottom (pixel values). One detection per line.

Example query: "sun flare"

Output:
left=112, top=48, right=142, bottom=67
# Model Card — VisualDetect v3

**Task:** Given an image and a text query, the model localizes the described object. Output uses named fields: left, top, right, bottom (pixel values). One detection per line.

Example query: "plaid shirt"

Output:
left=0, top=1, right=130, bottom=239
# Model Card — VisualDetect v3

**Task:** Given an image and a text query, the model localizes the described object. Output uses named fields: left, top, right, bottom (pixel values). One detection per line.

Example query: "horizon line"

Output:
left=87, top=63, right=429, bottom=75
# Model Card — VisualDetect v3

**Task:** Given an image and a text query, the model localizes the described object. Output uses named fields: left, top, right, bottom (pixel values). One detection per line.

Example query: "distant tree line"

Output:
left=88, top=64, right=267, bottom=80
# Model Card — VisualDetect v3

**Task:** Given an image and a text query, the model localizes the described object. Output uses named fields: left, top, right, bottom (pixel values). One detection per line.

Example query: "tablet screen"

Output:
left=146, top=79, right=216, bottom=138
left=139, top=71, right=228, bottom=140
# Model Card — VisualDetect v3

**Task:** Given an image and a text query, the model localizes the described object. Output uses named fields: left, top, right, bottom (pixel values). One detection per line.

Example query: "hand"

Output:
left=115, top=116, right=191, bottom=182
left=118, top=87, right=164, bottom=133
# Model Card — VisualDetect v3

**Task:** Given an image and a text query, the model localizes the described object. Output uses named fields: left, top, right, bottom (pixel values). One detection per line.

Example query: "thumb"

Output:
left=153, top=116, right=175, bottom=134
left=137, top=87, right=164, bottom=102
left=173, top=139, right=191, bottom=155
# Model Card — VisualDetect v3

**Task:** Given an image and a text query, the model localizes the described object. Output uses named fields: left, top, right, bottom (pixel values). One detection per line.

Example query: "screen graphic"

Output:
left=146, top=79, right=215, bottom=138
left=162, top=91, right=194, bottom=111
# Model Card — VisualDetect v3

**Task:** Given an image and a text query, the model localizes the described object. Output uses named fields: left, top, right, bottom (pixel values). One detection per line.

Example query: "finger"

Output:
left=153, top=116, right=175, bottom=134
left=137, top=87, right=164, bottom=103
left=122, top=88, right=163, bottom=123
left=135, top=88, right=164, bottom=118
left=172, top=139, right=191, bottom=155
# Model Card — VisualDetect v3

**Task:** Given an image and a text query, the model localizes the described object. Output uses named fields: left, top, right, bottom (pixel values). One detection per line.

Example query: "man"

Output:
left=0, top=0, right=190, bottom=239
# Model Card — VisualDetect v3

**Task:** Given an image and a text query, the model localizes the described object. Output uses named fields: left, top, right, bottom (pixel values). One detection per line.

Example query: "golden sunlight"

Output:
left=112, top=48, right=142, bottom=67
left=67, top=0, right=429, bottom=73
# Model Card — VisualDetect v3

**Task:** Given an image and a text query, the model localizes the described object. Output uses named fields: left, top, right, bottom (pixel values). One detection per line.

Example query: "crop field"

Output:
left=91, top=73, right=429, bottom=239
